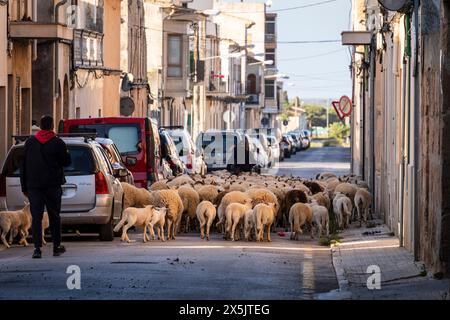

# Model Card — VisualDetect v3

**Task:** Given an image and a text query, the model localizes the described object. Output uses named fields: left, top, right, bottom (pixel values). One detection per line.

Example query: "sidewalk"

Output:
left=319, top=222, right=450, bottom=300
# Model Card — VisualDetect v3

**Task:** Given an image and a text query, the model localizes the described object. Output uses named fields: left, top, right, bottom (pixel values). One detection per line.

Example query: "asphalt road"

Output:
left=0, top=146, right=350, bottom=300
left=266, top=146, right=351, bottom=179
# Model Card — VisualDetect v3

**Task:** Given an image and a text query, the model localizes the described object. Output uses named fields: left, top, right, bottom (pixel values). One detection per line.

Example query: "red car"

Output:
left=59, top=117, right=161, bottom=188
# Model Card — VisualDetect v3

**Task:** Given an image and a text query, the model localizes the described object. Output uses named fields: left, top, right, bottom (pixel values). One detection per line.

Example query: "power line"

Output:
left=269, top=0, right=340, bottom=13
left=278, top=48, right=345, bottom=61
left=278, top=40, right=341, bottom=44
left=217, top=0, right=340, bottom=14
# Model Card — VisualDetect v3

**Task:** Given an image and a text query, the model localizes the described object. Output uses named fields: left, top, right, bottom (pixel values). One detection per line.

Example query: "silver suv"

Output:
left=0, top=135, right=124, bottom=241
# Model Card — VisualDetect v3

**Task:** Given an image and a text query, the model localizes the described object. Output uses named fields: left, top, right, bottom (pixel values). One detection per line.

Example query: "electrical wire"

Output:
left=278, top=48, right=345, bottom=61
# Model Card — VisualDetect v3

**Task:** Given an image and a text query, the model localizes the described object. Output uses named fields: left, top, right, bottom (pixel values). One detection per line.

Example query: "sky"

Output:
left=224, top=0, right=352, bottom=101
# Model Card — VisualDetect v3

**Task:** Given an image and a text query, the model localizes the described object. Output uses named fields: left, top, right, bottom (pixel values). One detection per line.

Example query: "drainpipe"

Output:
left=412, top=0, right=420, bottom=261
left=369, top=36, right=376, bottom=208
left=54, top=0, right=68, bottom=98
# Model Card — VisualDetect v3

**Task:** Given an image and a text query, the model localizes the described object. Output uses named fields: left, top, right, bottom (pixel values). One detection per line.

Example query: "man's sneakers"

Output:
left=53, top=245, right=66, bottom=257
left=32, top=249, right=42, bottom=259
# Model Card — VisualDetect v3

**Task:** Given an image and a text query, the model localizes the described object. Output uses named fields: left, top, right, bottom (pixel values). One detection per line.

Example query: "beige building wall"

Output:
left=0, top=3, right=8, bottom=165
left=103, top=0, right=121, bottom=116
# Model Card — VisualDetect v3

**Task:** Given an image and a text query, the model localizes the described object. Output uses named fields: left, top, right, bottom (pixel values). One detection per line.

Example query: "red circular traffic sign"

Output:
left=338, top=95, right=353, bottom=117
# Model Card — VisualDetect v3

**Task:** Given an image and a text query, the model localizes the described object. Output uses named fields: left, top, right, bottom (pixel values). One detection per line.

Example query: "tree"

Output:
left=304, top=103, right=341, bottom=128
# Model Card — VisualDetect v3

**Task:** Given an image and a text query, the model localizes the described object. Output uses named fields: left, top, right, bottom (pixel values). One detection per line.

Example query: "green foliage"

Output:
left=304, top=104, right=340, bottom=128
left=328, top=122, right=350, bottom=142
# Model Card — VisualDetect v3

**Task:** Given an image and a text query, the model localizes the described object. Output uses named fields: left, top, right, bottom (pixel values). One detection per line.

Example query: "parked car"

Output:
left=288, top=132, right=302, bottom=152
left=59, top=117, right=161, bottom=188
left=163, top=126, right=207, bottom=175
left=249, top=133, right=273, bottom=167
left=302, top=130, right=312, bottom=149
left=96, top=138, right=134, bottom=185
left=197, top=130, right=258, bottom=173
left=281, top=135, right=293, bottom=158
left=159, top=129, right=186, bottom=176
left=249, top=136, right=270, bottom=171
left=267, top=135, right=281, bottom=163
left=299, top=131, right=310, bottom=150
left=0, top=135, right=124, bottom=241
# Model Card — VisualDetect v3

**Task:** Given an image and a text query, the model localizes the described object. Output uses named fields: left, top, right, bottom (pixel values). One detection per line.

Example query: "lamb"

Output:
left=0, top=204, right=33, bottom=248
left=148, top=207, right=168, bottom=242
left=244, top=209, right=256, bottom=241
left=149, top=180, right=169, bottom=191
left=196, top=201, right=217, bottom=241
left=309, top=201, right=329, bottom=238
left=333, top=193, right=353, bottom=229
left=216, top=191, right=252, bottom=233
left=150, top=189, right=184, bottom=240
left=177, top=185, right=200, bottom=233
left=121, top=182, right=152, bottom=210
left=254, top=203, right=276, bottom=242
left=197, top=185, right=223, bottom=203
left=113, top=205, right=156, bottom=243
left=289, top=203, right=313, bottom=241
left=225, top=199, right=253, bottom=241
left=354, top=188, right=372, bottom=225
left=311, top=192, right=331, bottom=210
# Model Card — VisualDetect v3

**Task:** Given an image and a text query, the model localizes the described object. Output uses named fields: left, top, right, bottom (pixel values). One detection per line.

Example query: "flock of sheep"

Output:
left=116, top=170, right=373, bottom=244
left=0, top=171, right=373, bottom=248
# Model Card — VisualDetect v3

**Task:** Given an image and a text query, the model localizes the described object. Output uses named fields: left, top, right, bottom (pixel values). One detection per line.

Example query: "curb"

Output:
left=318, top=243, right=353, bottom=300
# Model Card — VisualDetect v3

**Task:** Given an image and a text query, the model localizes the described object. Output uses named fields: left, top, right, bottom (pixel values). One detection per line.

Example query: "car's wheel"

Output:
left=99, top=206, right=114, bottom=241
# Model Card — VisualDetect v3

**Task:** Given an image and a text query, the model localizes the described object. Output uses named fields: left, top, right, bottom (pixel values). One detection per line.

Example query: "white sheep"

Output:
left=113, top=205, right=156, bottom=243
left=309, top=201, right=329, bottom=238
left=196, top=201, right=217, bottom=241
left=225, top=199, right=253, bottom=241
left=254, top=202, right=276, bottom=242
left=148, top=207, right=168, bottom=242
left=354, top=188, right=372, bottom=226
left=289, top=202, right=313, bottom=240
left=333, top=193, right=353, bottom=229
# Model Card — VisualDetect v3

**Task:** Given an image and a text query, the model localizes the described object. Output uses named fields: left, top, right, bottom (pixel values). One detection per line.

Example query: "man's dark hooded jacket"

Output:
left=20, top=130, right=71, bottom=192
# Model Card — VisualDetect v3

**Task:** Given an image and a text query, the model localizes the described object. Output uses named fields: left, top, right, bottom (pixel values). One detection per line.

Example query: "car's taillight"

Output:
left=95, top=171, right=109, bottom=194
left=0, top=175, right=6, bottom=197
left=186, top=152, right=193, bottom=169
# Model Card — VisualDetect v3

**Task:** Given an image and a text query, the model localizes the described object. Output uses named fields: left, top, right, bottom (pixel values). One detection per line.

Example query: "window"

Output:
left=266, top=48, right=276, bottom=67
left=168, top=35, right=183, bottom=77
left=247, top=74, right=257, bottom=94
left=265, top=80, right=275, bottom=99
left=108, top=126, right=141, bottom=155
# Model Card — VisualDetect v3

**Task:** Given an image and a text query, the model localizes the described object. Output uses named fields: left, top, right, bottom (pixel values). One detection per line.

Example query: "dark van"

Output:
left=59, top=117, right=161, bottom=188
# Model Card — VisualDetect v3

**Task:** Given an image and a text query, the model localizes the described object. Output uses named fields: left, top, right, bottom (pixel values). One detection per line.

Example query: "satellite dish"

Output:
left=378, top=0, right=412, bottom=12
left=120, top=97, right=135, bottom=116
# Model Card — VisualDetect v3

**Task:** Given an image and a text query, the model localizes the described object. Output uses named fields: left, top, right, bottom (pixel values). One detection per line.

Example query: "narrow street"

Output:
left=0, top=147, right=347, bottom=300
left=267, top=147, right=351, bottom=178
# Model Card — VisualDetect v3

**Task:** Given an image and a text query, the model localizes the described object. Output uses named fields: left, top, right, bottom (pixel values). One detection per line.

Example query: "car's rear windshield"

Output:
left=68, top=123, right=141, bottom=155
left=2, top=145, right=96, bottom=177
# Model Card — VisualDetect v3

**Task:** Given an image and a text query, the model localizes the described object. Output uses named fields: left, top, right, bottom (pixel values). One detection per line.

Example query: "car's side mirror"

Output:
left=126, top=157, right=137, bottom=166
left=114, top=168, right=128, bottom=178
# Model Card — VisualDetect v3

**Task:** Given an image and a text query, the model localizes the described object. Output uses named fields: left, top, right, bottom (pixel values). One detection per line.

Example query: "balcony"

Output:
left=9, top=22, right=73, bottom=41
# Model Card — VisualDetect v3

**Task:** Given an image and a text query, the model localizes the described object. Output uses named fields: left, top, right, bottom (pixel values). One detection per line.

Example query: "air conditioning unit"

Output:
left=378, top=0, right=413, bottom=13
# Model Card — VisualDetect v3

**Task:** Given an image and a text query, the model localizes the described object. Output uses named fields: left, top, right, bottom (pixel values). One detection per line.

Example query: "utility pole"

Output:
left=326, top=98, right=330, bottom=137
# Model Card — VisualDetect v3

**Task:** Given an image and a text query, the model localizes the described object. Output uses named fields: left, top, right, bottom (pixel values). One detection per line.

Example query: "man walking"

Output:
left=20, top=115, right=71, bottom=258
